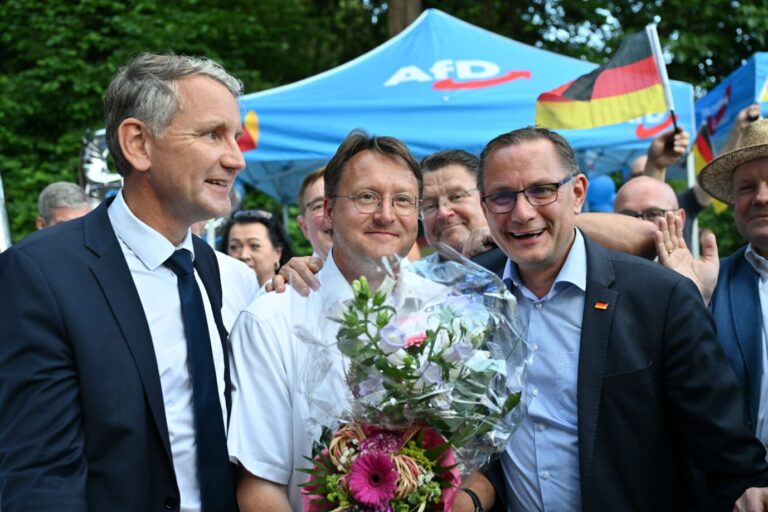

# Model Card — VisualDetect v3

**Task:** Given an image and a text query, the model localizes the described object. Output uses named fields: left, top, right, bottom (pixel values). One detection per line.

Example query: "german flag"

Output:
left=536, top=31, right=667, bottom=130
left=692, top=124, right=728, bottom=214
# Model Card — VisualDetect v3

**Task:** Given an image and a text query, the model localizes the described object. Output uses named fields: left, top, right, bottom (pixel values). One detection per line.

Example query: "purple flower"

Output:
left=357, top=371, right=384, bottom=397
left=379, top=324, right=406, bottom=354
left=419, top=360, right=443, bottom=386
left=443, top=339, right=474, bottom=363
left=359, top=431, right=403, bottom=454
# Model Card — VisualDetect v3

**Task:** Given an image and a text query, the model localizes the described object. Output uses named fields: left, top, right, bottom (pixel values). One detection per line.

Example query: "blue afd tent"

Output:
left=695, top=52, right=768, bottom=151
left=238, top=9, right=695, bottom=204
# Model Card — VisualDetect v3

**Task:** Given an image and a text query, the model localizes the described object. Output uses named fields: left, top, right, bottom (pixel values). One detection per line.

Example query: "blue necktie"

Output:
left=165, top=249, right=234, bottom=511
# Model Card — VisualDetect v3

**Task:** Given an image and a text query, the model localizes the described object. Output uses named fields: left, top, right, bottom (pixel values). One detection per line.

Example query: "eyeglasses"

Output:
left=333, top=191, right=420, bottom=216
left=231, top=209, right=273, bottom=221
left=481, top=175, right=573, bottom=214
left=303, top=198, right=325, bottom=215
left=618, top=207, right=676, bottom=222
left=421, top=188, right=478, bottom=217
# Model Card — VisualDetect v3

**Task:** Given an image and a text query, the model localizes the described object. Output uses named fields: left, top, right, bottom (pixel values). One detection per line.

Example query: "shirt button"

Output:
left=534, top=303, right=543, bottom=309
left=536, top=422, right=545, bottom=431
left=531, top=344, right=538, bottom=351
left=531, top=387, right=539, bottom=397
left=542, top=471, right=551, bottom=480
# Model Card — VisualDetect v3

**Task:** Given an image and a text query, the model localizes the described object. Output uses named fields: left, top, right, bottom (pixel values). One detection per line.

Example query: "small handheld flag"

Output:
left=535, top=26, right=672, bottom=130
left=692, top=124, right=728, bottom=214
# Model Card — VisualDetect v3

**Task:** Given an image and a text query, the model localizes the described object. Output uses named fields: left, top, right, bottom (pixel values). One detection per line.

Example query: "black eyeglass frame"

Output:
left=617, top=207, right=678, bottom=222
left=481, top=174, right=573, bottom=214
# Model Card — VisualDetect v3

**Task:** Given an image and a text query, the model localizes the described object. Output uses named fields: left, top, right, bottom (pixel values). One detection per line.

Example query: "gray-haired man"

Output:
left=0, top=53, right=244, bottom=511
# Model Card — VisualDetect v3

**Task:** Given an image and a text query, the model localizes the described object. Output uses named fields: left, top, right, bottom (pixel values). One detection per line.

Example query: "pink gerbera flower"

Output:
left=405, top=332, right=427, bottom=348
left=348, top=452, right=398, bottom=508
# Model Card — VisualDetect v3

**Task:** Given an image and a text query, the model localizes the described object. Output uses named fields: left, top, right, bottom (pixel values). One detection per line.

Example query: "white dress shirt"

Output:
left=108, top=191, right=227, bottom=512
left=744, top=244, right=768, bottom=455
left=214, top=251, right=259, bottom=331
left=227, top=252, right=446, bottom=509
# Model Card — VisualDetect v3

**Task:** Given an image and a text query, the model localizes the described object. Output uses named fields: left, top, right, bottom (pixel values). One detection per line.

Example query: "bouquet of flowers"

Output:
left=299, top=256, right=528, bottom=511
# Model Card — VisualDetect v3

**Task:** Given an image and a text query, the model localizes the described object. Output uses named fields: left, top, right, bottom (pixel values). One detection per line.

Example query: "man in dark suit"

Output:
left=700, top=119, right=768, bottom=461
left=475, top=126, right=768, bottom=511
left=0, top=53, right=245, bottom=511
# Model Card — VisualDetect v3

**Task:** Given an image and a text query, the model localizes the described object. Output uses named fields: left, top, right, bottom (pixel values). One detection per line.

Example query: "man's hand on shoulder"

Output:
left=734, top=487, right=768, bottom=512
left=265, top=256, right=324, bottom=296
left=462, top=227, right=496, bottom=258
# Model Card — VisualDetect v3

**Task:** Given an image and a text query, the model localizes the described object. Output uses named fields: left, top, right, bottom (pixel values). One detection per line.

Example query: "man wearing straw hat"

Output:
left=700, top=119, right=768, bottom=466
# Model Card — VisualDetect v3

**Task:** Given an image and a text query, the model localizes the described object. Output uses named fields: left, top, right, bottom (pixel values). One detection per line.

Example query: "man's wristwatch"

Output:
left=462, top=487, right=484, bottom=512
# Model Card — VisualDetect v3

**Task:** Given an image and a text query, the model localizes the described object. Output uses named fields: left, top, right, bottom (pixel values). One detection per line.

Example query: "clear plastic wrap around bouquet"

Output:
left=298, top=253, right=529, bottom=511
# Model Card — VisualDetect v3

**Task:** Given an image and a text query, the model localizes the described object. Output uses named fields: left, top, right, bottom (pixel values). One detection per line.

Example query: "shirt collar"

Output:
left=503, top=229, right=587, bottom=298
left=745, top=243, right=768, bottom=279
left=107, top=190, right=195, bottom=271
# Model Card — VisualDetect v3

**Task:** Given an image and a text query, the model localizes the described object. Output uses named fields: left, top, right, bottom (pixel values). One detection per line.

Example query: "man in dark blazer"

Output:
left=0, top=53, right=245, bottom=511
left=475, top=126, right=768, bottom=512
left=700, top=119, right=768, bottom=460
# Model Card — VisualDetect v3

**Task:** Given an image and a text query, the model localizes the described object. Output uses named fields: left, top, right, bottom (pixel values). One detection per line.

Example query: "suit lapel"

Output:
left=729, top=254, right=763, bottom=425
left=84, top=202, right=173, bottom=463
left=576, top=238, right=619, bottom=493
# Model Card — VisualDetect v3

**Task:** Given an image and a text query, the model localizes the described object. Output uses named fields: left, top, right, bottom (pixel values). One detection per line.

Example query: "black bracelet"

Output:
left=462, top=487, right=484, bottom=512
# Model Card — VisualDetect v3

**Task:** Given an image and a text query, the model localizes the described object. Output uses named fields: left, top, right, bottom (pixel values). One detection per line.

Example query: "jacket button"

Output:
left=164, top=496, right=179, bottom=510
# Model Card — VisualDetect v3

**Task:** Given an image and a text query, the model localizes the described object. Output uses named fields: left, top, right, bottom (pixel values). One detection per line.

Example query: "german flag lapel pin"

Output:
left=594, top=301, right=609, bottom=310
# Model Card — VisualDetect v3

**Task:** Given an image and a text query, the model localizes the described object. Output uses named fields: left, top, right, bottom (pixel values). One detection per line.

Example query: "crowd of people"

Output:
left=1, top=51, right=768, bottom=512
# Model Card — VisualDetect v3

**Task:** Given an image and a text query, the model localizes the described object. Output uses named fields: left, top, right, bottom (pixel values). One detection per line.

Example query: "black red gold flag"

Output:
left=536, top=30, right=667, bottom=129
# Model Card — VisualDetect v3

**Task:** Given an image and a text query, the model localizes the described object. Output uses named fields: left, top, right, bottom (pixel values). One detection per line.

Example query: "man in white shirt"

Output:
left=228, top=130, right=424, bottom=511
left=0, top=53, right=245, bottom=511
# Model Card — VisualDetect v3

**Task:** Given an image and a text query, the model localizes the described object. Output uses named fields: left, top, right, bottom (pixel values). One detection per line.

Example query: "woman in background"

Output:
left=222, top=209, right=294, bottom=286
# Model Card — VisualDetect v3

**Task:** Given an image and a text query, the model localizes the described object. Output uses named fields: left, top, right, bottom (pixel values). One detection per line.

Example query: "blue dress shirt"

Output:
left=502, top=229, right=587, bottom=512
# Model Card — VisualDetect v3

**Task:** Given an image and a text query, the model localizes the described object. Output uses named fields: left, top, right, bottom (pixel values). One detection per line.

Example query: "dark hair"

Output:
left=324, top=129, right=422, bottom=199
left=478, top=126, right=580, bottom=193
left=420, top=149, right=480, bottom=181
left=220, top=209, right=294, bottom=266
left=298, top=166, right=325, bottom=210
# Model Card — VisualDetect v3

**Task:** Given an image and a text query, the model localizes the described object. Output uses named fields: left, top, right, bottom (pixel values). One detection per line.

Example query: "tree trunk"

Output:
left=388, top=0, right=422, bottom=38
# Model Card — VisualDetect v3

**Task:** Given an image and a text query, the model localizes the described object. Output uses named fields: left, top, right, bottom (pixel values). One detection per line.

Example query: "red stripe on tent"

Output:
left=433, top=70, right=531, bottom=90
left=635, top=114, right=675, bottom=139
left=591, top=56, right=662, bottom=100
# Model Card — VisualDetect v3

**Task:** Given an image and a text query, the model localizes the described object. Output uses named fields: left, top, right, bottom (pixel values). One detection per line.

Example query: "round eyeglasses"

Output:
left=420, top=188, right=478, bottom=217
left=333, top=191, right=420, bottom=216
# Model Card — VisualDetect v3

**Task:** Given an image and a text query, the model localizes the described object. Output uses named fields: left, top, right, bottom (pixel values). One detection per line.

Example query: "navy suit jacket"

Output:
left=0, top=201, right=234, bottom=511
left=710, top=245, right=763, bottom=432
left=486, top=236, right=768, bottom=512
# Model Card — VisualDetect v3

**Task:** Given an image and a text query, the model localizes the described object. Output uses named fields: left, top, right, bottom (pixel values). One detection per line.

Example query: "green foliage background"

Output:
left=2, top=0, right=764, bottom=255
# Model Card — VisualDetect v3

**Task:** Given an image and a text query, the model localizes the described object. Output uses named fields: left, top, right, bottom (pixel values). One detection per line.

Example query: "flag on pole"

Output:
left=535, top=27, right=671, bottom=130
left=757, top=77, right=768, bottom=103
left=692, top=124, right=728, bottom=214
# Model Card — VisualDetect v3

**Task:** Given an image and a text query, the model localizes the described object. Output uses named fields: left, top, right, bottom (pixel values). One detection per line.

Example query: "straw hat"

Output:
left=699, top=119, right=768, bottom=204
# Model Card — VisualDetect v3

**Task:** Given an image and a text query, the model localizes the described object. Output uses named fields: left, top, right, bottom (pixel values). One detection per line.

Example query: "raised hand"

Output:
left=655, top=211, right=719, bottom=304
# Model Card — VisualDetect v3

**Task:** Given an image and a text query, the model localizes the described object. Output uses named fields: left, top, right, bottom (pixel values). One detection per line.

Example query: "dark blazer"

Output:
left=710, top=245, right=763, bottom=431
left=0, top=200, right=234, bottom=511
left=487, top=236, right=768, bottom=512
